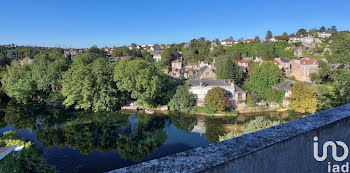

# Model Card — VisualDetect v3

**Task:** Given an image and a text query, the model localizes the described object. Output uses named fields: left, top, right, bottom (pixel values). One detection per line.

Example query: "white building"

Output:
left=188, top=79, right=246, bottom=109
left=171, top=58, right=182, bottom=69
left=220, top=38, right=235, bottom=46
left=153, top=53, right=162, bottom=62
left=317, top=32, right=332, bottom=38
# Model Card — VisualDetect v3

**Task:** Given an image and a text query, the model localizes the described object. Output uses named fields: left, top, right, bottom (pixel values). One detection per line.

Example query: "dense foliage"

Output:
left=219, top=117, right=283, bottom=142
left=168, top=84, right=195, bottom=112
left=114, top=59, right=175, bottom=107
left=62, top=54, right=126, bottom=111
left=204, top=87, right=228, bottom=112
left=291, top=82, right=317, bottom=114
left=0, top=131, right=57, bottom=172
left=215, top=56, right=245, bottom=85
left=248, top=62, right=283, bottom=100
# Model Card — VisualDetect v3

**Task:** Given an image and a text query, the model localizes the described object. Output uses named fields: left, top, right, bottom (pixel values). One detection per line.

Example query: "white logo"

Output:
left=313, top=136, right=349, bottom=162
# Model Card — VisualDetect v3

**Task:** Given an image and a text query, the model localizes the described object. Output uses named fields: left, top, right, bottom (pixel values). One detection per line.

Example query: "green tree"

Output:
left=297, top=29, right=307, bottom=34
left=327, top=32, right=350, bottom=68
left=291, top=82, right=317, bottom=114
left=216, top=56, right=245, bottom=85
left=249, top=62, right=283, bottom=100
left=62, top=54, right=125, bottom=111
left=320, top=26, right=326, bottom=32
left=168, top=84, right=195, bottom=112
left=266, top=30, right=273, bottom=39
left=204, top=87, right=228, bottom=112
left=114, top=59, right=173, bottom=107
left=87, top=45, right=107, bottom=59
left=265, top=88, right=285, bottom=104
left=254, top=36, right=260, bottom=42
left=275, top=32, right=289, bottom=41
left=331, top=70, right=350, bottom=107
left=0, top=131, right=57, bottom=173
left=1, top=61, right=35, bottom=103
left=328, top=26, right=337, bottom=33
left=31, top=50, right=68, bottom=97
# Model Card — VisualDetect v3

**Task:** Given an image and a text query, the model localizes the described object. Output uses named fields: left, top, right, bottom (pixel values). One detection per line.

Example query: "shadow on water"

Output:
left=0, top=101, right=302, bottom=173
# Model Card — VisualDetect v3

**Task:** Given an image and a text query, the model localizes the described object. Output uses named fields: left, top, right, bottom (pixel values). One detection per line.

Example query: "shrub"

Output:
left=204, top=87, right=228, bottom=112
left=246, top=94, right=254, bottom=106
left=291, top=82, right=317, bottom=113
left=223, top=110, right=238, bottom=117
left=0, top=131, right=57, bottom=172
left=190, top=105, right=215, bottom=116
left=168, top=84, right=195, bottom=112
left=219, top=117, right=283, bottom=142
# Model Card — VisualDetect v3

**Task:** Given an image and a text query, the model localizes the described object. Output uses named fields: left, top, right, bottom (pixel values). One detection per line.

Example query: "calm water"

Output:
left=0, top=102, right=299, bottom=173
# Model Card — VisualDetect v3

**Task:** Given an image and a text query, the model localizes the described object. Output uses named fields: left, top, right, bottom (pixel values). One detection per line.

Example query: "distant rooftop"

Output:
left=272, top=80, right=295, bottom=91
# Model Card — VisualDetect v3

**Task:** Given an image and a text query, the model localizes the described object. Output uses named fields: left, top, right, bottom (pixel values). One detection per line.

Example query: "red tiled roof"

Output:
left=244, top=39, right=255, bottom=42
left=300, top=59, right=318, bottom=65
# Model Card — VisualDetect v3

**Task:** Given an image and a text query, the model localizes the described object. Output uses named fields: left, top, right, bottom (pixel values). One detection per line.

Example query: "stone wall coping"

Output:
left=109, top=104, right=350, bottom=173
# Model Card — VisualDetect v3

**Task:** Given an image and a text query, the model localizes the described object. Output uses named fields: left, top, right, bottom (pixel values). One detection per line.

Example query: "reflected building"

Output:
left=191, top=118, right=206, bottom=135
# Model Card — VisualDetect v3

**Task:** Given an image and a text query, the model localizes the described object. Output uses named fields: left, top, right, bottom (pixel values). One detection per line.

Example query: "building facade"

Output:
left=188, top=79, right=246, bottom=109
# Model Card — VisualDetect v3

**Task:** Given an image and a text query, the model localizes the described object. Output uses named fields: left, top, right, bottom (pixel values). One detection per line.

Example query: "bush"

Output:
left=0, top=131, right=57, bottom=172
left=223, top=110, right=238, bottom=116
left=291, top=82, right=317, bottom=113
left=293, top=42, right=302, bottom=47
left=204, top=87, right=228, bottom=112
left=168, top=84, right=195, bottom=112
left=219, top=117, right=283, bottom=142
left=246, top=94, right=255, bottom=106
left=190, top=105, right=215, bottom=116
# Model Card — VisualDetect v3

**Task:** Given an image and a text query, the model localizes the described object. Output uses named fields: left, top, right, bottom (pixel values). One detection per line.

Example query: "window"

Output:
left=238, top=93, right=242, bottom=100
left=206, top=72, right=209, bottom=75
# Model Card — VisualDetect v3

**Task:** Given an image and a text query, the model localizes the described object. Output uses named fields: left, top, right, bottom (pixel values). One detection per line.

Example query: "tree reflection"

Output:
left=1, top=102, right=170, bottom=161
left=0, top=101, right=245, bottom=161
left=116, top=114, right=167, bottom=161
left=169, top=112, right=196, bottom=133
left=204, top=117, right=227, bottom=143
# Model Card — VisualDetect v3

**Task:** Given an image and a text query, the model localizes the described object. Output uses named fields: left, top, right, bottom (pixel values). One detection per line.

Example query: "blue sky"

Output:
left=1, top=0, right=349, bottom=48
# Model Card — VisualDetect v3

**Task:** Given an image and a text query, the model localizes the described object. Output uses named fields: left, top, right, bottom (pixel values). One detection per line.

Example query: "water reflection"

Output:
left=0, top=102, right=301, bottom=172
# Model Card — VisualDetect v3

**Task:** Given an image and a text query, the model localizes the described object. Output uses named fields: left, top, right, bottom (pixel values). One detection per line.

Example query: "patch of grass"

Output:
left=222, top=110, right=238, bottom=117
left=219, top=117, right=284, bottom=142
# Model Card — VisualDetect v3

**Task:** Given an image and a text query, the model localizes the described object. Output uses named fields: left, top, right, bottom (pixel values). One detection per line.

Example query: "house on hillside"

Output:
left=199, top=61, right=211, bottom=68
left=188, top=79, right=247, bottom=109
left=151, top=52, right=162, bottom=62
left=238, top=59, right=251, bottom=68
left=220, top=38, right=235, bottom=46
left=168, top=69, right=188, bottom=79
left=243, top=39, right=255, bottom=43
left=211, top=42, right=218, bottom=47
left=272, top=80, right=295, bottom=107
left=317, top=32, right=332, bottom=38
left=275, top=57, right=292, bottom=73
left=171, top=58, right=182, bottom=70
left=185, top=61, right=201, bottom=70
left=64, top=49, right=79, bottom=61
left=19, top=57, right=34, bottom=66
left=150, top=44, right=162, bottom=52
left=189, top=66, right=216, bottom=80
left=300, top=58, right=319, bottom=81
left=289, top=33, right=321, bottom=45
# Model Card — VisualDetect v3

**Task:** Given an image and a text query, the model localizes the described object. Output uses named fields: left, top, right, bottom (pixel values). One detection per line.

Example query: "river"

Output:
left=0, top=102, right=300, bottom=173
